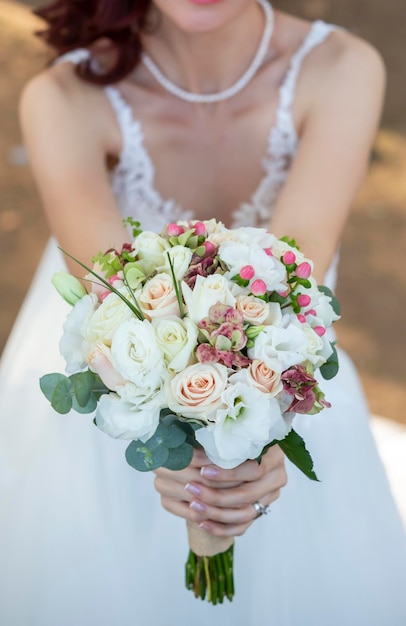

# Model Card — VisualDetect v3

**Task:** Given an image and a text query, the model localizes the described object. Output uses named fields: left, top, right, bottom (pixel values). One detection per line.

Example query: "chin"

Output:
left=153, top=0, right=253, bottom=35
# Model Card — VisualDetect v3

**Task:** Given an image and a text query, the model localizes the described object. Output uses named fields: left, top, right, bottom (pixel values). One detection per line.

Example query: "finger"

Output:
left=199, top=445, right=285, bottom=484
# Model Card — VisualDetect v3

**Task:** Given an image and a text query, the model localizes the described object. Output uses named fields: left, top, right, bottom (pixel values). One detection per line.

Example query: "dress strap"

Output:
left=53, top=48, right=91, bottom=66
left=278, top=20, right=337, bottom=113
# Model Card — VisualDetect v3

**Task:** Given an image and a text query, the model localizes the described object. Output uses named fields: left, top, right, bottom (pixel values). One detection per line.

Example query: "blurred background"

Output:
left=0, top=0, right=405, bottom=430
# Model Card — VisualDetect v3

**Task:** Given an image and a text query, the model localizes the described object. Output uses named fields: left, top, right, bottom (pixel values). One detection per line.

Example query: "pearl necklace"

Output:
left=141, top=0, right=274, bottom=104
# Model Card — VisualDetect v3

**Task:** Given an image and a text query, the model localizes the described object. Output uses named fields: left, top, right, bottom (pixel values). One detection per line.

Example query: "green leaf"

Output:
left=72, top=394, right=98, bottom=414
left=125, top=440, right=169, bottom=472
left=162, top=443, right=194, bottom=470
left=69, top=371, right=95, bottom=407
left=51, top=378, right=73, bottom=414
left=149, top=421, right=187, bottom=449
left=40, top=373, right=68, bottom=403
left=320, top=343, right=339, bottom=380
left=318, top=285, right=341, bottom=316
left=279, top=429, right=319, bottom=481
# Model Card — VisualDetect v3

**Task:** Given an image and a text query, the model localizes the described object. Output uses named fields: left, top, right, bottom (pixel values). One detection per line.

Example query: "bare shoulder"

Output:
left=19, top=63, right=119, bottom=156
left=308, top=27, right=386, bottom=109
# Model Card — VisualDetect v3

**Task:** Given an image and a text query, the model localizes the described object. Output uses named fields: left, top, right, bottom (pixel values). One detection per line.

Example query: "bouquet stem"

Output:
left=185, top=521, right=235, bottom=604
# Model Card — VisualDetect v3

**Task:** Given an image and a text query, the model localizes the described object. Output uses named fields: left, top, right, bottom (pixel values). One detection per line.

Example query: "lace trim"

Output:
left=54, top=22, right=336, bottom=231
left=232, top=21, right=336, bottom=228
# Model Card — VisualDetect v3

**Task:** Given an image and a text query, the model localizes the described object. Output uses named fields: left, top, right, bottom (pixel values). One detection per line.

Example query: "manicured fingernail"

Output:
left=200, top=466, right=219, bottom=478
left=185, top=483, right=201, bottom=496
left=198, top=522, right=211, bottom=531
left=190, top=500, right=206, bottom=513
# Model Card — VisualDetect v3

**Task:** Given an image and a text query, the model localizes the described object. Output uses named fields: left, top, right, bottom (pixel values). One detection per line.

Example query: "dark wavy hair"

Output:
left=35, top=0, right=153, bottom=84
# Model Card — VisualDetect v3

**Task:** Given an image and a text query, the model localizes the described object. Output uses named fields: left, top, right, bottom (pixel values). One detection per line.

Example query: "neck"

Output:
left=141, top=2, right=266, bottom=96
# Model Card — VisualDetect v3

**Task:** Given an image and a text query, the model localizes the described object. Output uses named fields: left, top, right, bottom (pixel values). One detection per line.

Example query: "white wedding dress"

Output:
left=1, top=21, right=405, bottom=626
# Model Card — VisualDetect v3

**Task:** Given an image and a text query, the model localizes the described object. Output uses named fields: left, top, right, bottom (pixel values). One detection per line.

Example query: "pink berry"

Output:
left=278, top=289, right=289, bottom=298
left=193, top=221, right=206, bottom=236
left=167, top=223, right=184, bottom=237
left=297, top=294, right=311, bottom=307
left=203, top=241, right=216, bottom=257
left=297, top=314, right=306, bottom=323
left=283, top=251, right=296, bottom=265
left=263, top=247, right=273, bottom=256
left=251, top=279, right=267, bottom=296
left=296, top=262, right=312, bottom=279
left=314, top=326, right=326, bottom=337
left=240, top=265, right=255, bottom=280
left=305, top=309, right=317, bottom=317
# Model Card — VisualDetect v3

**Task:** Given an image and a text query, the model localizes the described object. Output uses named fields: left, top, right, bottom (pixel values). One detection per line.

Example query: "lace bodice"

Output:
left=56, top=20, right=339, bottom=288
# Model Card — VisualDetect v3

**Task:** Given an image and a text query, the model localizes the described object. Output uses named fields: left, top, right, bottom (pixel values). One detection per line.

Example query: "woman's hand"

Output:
left=153, top=445, right=287, bottom=538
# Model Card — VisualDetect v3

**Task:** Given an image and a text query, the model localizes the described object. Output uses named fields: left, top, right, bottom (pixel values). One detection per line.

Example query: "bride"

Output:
left=0, top=0, right=405, bottom=624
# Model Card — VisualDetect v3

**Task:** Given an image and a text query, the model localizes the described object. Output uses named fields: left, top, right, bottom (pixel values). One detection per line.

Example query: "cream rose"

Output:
left=138, top=273, right=180, bottom=320
left=158, top=245, right=193, bottom=281
left=181, top=274, right=235, bottom=324
left=133, top=231, right=170, bottom=267
left=152, top=316, right=198, bottom=373
left=85, top=292, right=133, bottom=347
left=166, top=362, right=228, bottom=423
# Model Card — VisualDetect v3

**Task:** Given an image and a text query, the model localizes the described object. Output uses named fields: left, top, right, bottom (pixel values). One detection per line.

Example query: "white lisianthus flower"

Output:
left=219, top=242, right=287, bottom=292
left=248, top=322, right=309, bottom=372
left=111, top=318, right=165, bottom=390
left=85, top=292, right=133, bottom=347
left=290, top=318, right=325, bottom=368
left=158, top=245, right=193, bottom=281
left=296, top=277, right=340, bottom=328
left=133, top=231, right=170, bottom=267
left=138, top=273, right=180, bottom=320
left=152, top=316, right=198, bottom=373
left=229, top=227, right=276, bottom=249
left=181, top=274, right=235, bottom=324
left=165, top=362, right=228, bottom=423
left=195, top=380, right=285, bottom=468
left=95, top=388, right=162, bottom=441
left=59, top=293, right=98, bottom=373
left=51, top=271, right=87, bottom=306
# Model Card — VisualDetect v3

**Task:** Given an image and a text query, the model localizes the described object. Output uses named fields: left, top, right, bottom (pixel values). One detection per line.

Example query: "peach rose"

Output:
left=247, top=359, right=283, bottom=397
left=87, top=342, right=126, bottom=390
left=166, top=362, right=228, bottom=423
left=138, top=273, right=180, bottom=320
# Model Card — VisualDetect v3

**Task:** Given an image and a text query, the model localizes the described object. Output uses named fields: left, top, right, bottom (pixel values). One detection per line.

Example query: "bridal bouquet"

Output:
left=41, top=218, right=340, bottom=604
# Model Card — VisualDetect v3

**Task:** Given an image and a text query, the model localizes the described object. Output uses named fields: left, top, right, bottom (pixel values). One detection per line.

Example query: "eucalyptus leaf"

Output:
left=149, top=421, right=187, bottom=449
left=162, top=443, right=194, bottom=471
left=72, top=394, right=98, bottom=414
left=51, top=378, right=73, bottom=414
left=40, top=373, right=68, bottom=403
left=320, top=343, right=339, bottom=380
left=125, top=440, right=169, bottom=472
left=279, top=429, right=319, bottom=481
left=70, top=371, right=95, bottom=407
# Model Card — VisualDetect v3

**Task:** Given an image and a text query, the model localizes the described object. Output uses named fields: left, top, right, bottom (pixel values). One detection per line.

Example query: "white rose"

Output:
left=248, top=322, right=308, bottom=372
left=181, top=274, right=235, bottom=323
left=59, top=294, right=98, bottom=373
left=195, top=380, right=285, bottom=468
left=133, top=231, right=170, bottom=267
left=158, top=245, right=193, bottom=281
left=236, top=295, right=282, bottom=326
left=85, top=292, right=133, bottom=346
left=166, top=362, right=228, bottom=423
left=111, top=318, right=165, bottom=390
left=95, top=389, right=162, bottom=441
left=138, top=273, right=180, bottom=320
left=152, top=316, right=198, bottom=373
